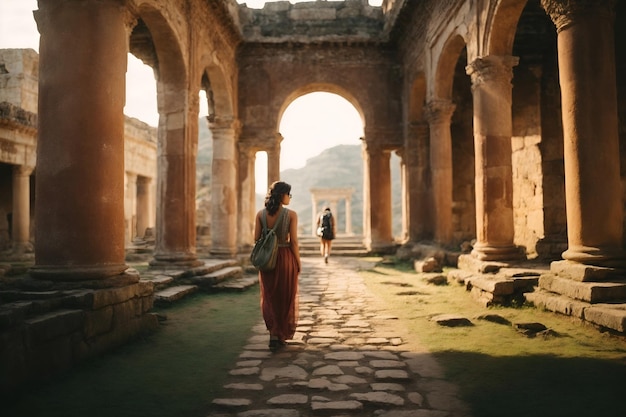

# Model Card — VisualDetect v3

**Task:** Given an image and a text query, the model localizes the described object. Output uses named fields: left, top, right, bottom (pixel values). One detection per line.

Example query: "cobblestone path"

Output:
left=210, top=257, right=472, bottom=417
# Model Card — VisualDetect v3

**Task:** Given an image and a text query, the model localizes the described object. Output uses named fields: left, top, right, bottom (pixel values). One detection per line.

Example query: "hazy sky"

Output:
left=0, top=0, right=375, bottom=191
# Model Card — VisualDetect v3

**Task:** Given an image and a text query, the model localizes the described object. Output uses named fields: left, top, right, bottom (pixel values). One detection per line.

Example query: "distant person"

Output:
left=254, top=181, right=301, bottom=351
left=316, top=207, right=335, bottom=263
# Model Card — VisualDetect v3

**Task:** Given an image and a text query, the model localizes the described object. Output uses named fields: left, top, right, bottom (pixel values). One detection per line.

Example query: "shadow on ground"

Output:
left=435, top=350, right=626, bottom=417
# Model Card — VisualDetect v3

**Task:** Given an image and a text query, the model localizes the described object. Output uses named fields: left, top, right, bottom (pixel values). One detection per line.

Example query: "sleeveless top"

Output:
left=267, top=208, right=291, bottom=247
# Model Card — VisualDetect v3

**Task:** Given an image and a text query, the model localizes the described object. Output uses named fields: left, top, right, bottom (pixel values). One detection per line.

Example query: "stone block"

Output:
left=525, top=290, right=586, bottom=318
left=584, top=305, right=626, bottom=332
left=447, top=269, right=474, bottom=285
left=91, top=285, right=139, bottom=310
left=551, top=260, right=616, bottom=282
left=289, top=8, right=336, bottom=21
left=468, top=275, right=515, bottom=295
left=25, top=309, right=83, bottom=346
left=112, top=299, right=138, bottom=327
left=84, top=306, right=113, bottom=338
left=539, top=274, right=626, bottom=303
left=458, top=254, right=507, bottom=273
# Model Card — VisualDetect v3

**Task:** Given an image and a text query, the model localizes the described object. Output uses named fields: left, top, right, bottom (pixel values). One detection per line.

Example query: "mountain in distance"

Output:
left=280, top=144, right=365, bottom=235
left=197, top=118, right=401, bottom=237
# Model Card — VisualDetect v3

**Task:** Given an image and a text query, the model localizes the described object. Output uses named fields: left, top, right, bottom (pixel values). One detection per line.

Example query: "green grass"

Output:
left=358, top=260, right=626, bottom=417
left=4, top=290, right=261, bottom=417
left=5, top=260, right=626, bottom=417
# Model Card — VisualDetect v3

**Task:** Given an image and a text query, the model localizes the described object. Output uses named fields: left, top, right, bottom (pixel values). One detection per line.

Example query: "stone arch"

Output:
left=486, top=0, right=528, bottom=56
left=200, top=62, right=235, bottom=122
left=133, top=3, right=187, bottom=114
left=434, top=33, right=467, bottom=100
left=131, top=3, right=200, bottom=265
left=277, top=83, right=366, bottom=131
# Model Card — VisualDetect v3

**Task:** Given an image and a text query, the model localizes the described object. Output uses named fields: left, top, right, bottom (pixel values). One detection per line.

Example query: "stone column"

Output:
left=12, top=165, right=34, bottom=255
left=238, top=143, right=256, bottom=250
left=152, top=108, right=201, bottom=267
left=311, top=195, right=318, bottom=237
left=211, top=119, right=239, bottom=257
left=136, top=176, right=152, bottom=239
left=267, top=134, right=282, bottom=186
left=345, top=196, right=352, bottom=235
left=542, top=0, right=624, bottom=268
left=364, top=140, right=393, bottom=252
left=406, top=121, right=431, bottom=241
left=31, top=0, right=128, bottom=279
left=425, top=100, right=456, bottom=244
left=397, top=149, right=408, bottom=242
left=125, top=172, right=137, bottom=243
left=466, top=55, right=523, bottom=261
left=361, top=141, right=371, bottom=248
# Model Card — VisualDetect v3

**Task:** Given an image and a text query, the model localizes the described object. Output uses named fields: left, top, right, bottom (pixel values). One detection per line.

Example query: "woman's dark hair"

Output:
left=264, top=181, right=291, bottom=215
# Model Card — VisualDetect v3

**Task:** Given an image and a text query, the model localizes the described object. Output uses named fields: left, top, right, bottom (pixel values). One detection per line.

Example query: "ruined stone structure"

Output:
left=2, top=0, right=626, bottom=394
left=310, top=187, right=355, bottom=236
left=0, top=49, right=157, bottom=254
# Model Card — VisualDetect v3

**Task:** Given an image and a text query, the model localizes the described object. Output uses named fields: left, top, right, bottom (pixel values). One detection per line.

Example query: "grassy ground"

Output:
left=5, top=289, right=261, bottom=417
left=359, top=259, right=626, bottom=417
left=4, top=259, right=626, bottom=417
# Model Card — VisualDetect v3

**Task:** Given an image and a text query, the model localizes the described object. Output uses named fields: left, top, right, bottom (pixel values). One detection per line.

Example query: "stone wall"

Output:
left=0, top=49, right=38, bottom=114
left=238, top=0, right=384, bottom=43
left=0, top=271, right=158, bottom=395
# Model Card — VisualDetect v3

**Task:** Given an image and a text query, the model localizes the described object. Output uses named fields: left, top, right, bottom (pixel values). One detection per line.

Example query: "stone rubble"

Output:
left=209, top=257, right=472, bottom=417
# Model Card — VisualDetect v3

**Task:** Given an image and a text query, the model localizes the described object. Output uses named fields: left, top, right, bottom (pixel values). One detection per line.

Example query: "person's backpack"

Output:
left=250, top=208, right=286, bottom=271
left=322, top=212, right=332, bottom=230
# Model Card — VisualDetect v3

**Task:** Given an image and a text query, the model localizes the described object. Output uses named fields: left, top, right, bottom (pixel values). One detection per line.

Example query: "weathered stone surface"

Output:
left=324, top=351, right=364, bottom=361
left=430, top=314, right=473, bottom=327
left=260, top=365, right=308, bottom=381
left=211, top=398, right=251, bottom=407
left=584, top=305, right=626, bottom=332
left=310, top=400, right=363, bottom=412
left=267, top=394, right=308, bottom=405
left=312, top=365, right=344, bottom=376
left=350, top=391, right=405, bottom=406
left=370, top=359, right=406, bottom=369
left=374, top=369, right=411, bottom=381
left=229, top=367, right=260, bottom=376
left=224, top=383, right=264, bottom=391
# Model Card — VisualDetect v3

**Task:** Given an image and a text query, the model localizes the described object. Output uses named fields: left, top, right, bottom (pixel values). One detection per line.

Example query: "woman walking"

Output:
left=316, top=207, right=335, bottom=263
left=254, top=181, right=301, bottom=351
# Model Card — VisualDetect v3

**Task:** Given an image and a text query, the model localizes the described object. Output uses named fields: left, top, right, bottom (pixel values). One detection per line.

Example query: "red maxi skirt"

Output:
left=259, top=246, right=299, bottom=341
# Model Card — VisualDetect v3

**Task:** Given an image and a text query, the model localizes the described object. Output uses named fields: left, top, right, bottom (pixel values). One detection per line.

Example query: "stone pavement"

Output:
left=209, top=257, right=472, bottom=417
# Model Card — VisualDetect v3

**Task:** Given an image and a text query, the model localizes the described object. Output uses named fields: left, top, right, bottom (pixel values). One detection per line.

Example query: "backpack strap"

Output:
left=262, top=208, right=286, bottom=232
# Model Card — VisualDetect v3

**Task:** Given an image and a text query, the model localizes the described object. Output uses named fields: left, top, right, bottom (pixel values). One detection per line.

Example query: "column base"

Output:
left=562, top=245, right=626, bottom=269
left=29, top=263, right=129, bottom=281
left=471, top=242, right=525, bottom=262
left=150, top=252, right=203, bottom=269
left=210, top=247, right=239, bottom=258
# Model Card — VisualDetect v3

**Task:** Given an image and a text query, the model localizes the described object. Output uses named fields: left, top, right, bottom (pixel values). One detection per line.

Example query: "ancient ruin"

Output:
left=1, top=0, right=625, bottom=395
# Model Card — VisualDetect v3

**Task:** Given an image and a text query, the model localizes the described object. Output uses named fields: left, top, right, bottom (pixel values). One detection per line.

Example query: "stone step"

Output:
left=189, top=266, right=244, bottom=290
left=525, top=289, right=626, bottom=333
left=154, top=285, right=198, bottom=306
left=539, top=274, right=626, bottom=303
left=213, top=275, right=259, bottom=292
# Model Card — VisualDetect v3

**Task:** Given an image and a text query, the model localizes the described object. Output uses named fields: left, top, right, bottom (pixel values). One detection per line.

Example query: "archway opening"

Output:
left=274, top=91, right=365, bottom=235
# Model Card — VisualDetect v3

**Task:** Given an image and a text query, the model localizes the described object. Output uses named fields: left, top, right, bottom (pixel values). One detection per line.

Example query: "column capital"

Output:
left=541, top=0, right=615, bottom=32
left=209, top=117, right=241, bottom=134
left=424, top=99, right=456, bottom=125
left=13, top=165, right=35, bottom=176
left=466, top=55, right=519, bottom=91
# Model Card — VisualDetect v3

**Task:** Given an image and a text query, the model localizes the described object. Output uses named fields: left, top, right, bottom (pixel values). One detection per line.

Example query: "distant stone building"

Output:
left=2, top=0, right=626, bottom=394
left=0, top=48, right=157, bottom=255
